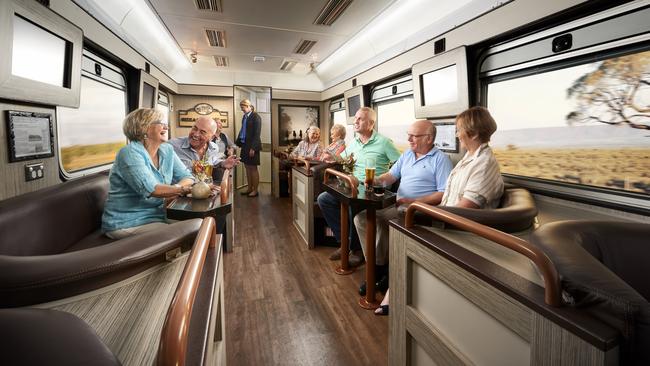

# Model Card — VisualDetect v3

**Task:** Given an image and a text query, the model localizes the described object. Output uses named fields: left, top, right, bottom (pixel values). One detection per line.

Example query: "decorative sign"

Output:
left=178, top=104, right=228, bottom=128
left=194, top=103, right=213, bottom=115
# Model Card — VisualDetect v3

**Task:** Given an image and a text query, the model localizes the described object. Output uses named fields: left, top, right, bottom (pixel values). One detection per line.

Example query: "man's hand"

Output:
left=208, top=183, right=222, bottom=196
left=221, top=155, right=240, bottom=169
left=248, top=149, right=255, bottom=158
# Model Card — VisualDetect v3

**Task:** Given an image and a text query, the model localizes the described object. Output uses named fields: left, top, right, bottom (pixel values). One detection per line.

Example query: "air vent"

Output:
left=253, top=56, right=266, bottom=63
left=280, top=59, right=297, bottom=71
left=213, top=56, right=229, bottom=67
left=205, top=29, right=226, bottom=47
left=194, top=0, right=222, bottom=12
left=314, top=0, right=353, bottom=26
left=294, top=39, right=317, bottom=55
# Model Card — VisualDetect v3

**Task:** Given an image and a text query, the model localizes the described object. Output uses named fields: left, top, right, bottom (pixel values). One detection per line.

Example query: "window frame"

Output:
left=478, top=3, right=650, bottom=214
left=56, top=47, right=128, bottom=179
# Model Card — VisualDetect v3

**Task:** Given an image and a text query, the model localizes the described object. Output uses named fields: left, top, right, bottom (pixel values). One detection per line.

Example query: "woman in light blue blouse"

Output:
left=102, top=108, right=194, bottom=239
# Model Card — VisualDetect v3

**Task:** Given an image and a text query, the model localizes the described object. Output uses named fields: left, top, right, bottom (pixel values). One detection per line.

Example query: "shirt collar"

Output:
left=355, top=130, right=377, bottom=144
left=180, top=136, right=217, bottom=152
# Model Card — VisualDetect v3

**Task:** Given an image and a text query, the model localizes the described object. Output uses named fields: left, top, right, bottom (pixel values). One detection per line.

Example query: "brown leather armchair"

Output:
left=530, top=220, right=650, bottom=365
left=0, top=173, right=202, bottom=307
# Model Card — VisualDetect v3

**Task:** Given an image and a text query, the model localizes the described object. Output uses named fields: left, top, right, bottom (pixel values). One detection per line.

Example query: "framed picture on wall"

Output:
left=6, top=110, right=55, bottom=162
left=278, top=104, right=319, bottom=146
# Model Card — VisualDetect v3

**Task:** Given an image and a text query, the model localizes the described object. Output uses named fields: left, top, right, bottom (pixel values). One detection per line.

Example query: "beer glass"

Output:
left=365, top=157, right=376, bottom=192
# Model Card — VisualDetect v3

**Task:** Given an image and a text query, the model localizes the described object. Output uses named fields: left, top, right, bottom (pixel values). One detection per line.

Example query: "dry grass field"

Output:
left=61, top=142, right=125, bottom=172
left=493, top=147, right=650, bottom=194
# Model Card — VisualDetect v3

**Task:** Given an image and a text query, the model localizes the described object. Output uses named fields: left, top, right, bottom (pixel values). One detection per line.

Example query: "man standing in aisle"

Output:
left=317, top=107, right=401, bottom=266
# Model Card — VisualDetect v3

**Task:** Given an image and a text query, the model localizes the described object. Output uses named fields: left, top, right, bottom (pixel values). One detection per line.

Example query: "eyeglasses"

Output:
left=407, top=133, right=431, bottom=139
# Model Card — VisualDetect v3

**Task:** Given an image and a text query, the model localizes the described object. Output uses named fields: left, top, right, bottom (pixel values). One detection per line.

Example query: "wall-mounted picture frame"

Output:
left=178, top=104, right=229, bottom=128
left=278, top=104, right=320, bottom=146
left=434, top=122, right=459, bottom=153
left=6, top=110, right=55, bottom=162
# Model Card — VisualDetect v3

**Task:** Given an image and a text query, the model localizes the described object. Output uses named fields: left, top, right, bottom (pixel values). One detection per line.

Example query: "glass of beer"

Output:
left=365, top=157, right=376, bottom=193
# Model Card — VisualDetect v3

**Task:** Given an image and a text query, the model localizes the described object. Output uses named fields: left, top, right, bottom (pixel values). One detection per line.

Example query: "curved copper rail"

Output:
left=324, top=168, right=357, bottom=198
left=294, top=157, right=311, bottom=171
left=405, top=202, right=561, bottom=307
left=157, top=217, right=217, bottom=366
left=219, top=168, right=230, bottom=205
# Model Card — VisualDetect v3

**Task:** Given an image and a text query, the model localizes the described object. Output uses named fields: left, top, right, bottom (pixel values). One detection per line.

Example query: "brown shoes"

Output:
left=328, top=248, right=341, bottom=261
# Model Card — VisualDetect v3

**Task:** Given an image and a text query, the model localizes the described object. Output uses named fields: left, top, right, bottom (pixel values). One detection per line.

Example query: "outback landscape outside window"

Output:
left=376, top=96, right=416, bottom=152
left=487, top=49, right=650, bottom=195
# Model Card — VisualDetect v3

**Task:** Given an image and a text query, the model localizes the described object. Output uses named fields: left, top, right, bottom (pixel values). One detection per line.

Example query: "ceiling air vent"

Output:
left=194, top=0, right=222, bottom=12
left=213, top=56, right=229, bottom=67
left=280, top=59, right=297, bottom=71
left=205, top=29, right=226, bottom=47
left=314, top=0, right=353, bottom=26
left=294, top=39, right=317, bottom=55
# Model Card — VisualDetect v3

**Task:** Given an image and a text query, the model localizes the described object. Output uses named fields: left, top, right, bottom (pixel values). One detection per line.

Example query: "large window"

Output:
left=373, top=75, right=415, bottom=152
left=57, top=49, right=127, bottom=175
left=487, top=49, right=650, bottom=197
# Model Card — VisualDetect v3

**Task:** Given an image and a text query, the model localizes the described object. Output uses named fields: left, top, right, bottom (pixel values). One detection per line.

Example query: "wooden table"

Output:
left=322, top=169, right=396, bottom=309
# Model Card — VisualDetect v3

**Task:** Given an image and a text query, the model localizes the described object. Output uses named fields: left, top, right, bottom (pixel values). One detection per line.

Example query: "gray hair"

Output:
left=330, top=123, right=346, bottom=140
left=304, top=125, right=321, bottom=142
left=123, top=108, right=163, bottom=142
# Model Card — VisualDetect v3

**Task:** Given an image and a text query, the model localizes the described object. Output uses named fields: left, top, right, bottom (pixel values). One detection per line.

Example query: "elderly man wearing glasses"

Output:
left=353, top=120, right=453, bottom=311
left=102, top=108, right=195, bottom=239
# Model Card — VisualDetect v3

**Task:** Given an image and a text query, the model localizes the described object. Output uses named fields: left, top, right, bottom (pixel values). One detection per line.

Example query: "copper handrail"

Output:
left=157, top=217, right=217, bottom=366
left=405, top=202, right=561, bottom=307
left=220, top=168, right=230, bottom=205
left=324, top=168, right=357, bottom=198
left=294, top=157, right=311, bottom=171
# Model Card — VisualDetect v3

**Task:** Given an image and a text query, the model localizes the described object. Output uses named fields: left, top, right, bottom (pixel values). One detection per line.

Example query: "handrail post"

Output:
left=323, top=168, right=358, bottom=198
left=220, top=168, right=230, bottom=205
left=404, top=202, right=561, bottom=307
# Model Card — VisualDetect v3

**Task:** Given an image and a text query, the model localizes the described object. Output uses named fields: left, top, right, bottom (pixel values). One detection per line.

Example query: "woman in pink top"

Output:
left=319, top=124, right=346, bottom=162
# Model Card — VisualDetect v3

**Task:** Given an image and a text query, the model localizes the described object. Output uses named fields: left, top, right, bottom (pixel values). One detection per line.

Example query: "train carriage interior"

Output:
left=0, top=0, right=649, bottom=365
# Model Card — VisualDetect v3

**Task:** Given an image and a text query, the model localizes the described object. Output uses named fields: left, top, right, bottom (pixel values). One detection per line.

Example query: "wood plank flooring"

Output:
left=225, top=184, right=389, bottom=366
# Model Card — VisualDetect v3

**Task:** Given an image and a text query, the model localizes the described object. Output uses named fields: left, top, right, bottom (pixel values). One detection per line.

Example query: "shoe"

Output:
left=359, top=281, right=366, bottom=296
left=374, top=305, right=389, bottom=316
left=348, top=251, right=365, bottom=267
left=328, top=248, right=341, bottom=261
left=376, top=275, right=389, bottom=293
left=247, top=192, right=259, bottom=197
left=240, top=191, right=251, bottom=196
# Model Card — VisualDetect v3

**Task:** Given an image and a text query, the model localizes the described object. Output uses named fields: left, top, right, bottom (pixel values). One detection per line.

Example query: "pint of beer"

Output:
left=365, top=168, right=375, bottom=192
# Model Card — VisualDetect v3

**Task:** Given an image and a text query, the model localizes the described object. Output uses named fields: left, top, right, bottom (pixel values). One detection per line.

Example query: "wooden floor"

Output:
left=224, top=184, right=389, bottom=366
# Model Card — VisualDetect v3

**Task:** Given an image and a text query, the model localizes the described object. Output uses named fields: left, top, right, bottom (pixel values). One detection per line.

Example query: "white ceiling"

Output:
left=150, top=0, right=396, bottom=74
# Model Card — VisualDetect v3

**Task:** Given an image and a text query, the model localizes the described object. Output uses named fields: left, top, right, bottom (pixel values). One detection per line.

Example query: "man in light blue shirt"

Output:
left=354, top=119, right=453, bottom=295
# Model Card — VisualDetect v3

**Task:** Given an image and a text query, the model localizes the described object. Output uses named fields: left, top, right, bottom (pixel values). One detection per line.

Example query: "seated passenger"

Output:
left=102, top=108, right=195, bottom=239
left=354, top=120, right=453, bottom=297
left=290, top=126, right=323, bottom=160
left=318, top=107, right=401, bottom=267
left=318, top=124, right=346, bottom=162
left=375, top=106, right=504, bottom=315
left=212, top=120, right=236, bottom=158
left=169, top=116, right=239, bottom=172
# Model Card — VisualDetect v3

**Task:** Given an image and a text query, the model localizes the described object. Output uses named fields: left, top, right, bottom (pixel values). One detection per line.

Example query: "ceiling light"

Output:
left=253, top=56, right=266, bottom=63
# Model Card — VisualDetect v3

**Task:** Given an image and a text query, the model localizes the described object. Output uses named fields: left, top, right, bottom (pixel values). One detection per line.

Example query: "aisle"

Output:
left=224, top=183, right=389, bottom=366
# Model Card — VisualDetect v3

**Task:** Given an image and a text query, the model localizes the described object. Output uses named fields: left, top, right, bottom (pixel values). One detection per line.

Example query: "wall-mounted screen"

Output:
left=347, top=95, right=360, bottom=117
left=433, top=122, right=458, bottom=153
left=12, top=15, right=68, bottom=87
left=142, top=82, right=156, bottom=109
left=343, top=85, right=367, bottom=124
left=422, top=65, right=458, bottom=106
left=0, top=0, right=82, bottom=107
left=6, top=110, right=55, bottom=162
left=412, top=46, right=469, bottom=119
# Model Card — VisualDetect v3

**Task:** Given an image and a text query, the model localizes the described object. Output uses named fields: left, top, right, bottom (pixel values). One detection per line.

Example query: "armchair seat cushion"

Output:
left=0, top=308, right=121, bottom=366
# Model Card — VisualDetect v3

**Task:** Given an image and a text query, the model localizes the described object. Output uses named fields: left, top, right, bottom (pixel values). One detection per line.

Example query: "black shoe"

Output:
left=376, top=275, right=389, bottom=293
left=374, top=305, right=389, bottom=316
left=359, top=281, right=366, bottom=296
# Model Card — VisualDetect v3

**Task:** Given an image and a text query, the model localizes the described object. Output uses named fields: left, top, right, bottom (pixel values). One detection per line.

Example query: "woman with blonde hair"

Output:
left=236, top=99, right=262, bottom=197
left=102, top=108, right=194, bottom=239
left=319, top=124, right=346, bottom=162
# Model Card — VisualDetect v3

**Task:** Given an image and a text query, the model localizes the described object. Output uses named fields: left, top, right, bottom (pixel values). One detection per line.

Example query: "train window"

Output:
left=57, top=49, right=127, bottom=176
left=329, top=98, right=351, bottom=144
left=156, top=91, right=170, bottom=139
left=488, top=50, right=650, bottom=197
left=372, top=75, right=414, bottom=152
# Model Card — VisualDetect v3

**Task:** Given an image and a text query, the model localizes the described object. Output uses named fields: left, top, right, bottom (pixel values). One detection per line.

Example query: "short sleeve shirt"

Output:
left=169, top=137, right=223, bottom=170
left=101, top=142, right=192, bottom=232
left=389, top=147, right=453, bottom=199
left=343, top=131, right=401, bottom=182
left=441, top=143, right=504, bottom=208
